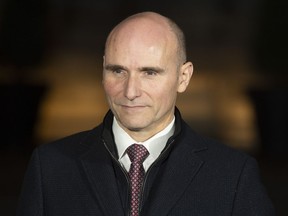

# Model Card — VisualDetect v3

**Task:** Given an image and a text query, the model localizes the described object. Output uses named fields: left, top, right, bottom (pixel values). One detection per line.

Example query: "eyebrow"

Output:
left=104, top=64, right=127, bottom=71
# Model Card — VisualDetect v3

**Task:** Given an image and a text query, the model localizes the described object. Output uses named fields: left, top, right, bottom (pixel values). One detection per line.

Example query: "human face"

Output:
left=102, top=19, right=192, bottom=141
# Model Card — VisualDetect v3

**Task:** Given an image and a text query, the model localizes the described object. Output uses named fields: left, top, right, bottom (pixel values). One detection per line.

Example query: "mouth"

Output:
left=120, top=105, right=147, bottom=111
left=122, top=105, right=145, bottom=108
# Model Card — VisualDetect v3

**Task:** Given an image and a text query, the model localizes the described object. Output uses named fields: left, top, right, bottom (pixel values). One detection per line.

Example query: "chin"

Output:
left=126, top=127, right=142, bottom=132
left=121, top=119, right=150, bottom=132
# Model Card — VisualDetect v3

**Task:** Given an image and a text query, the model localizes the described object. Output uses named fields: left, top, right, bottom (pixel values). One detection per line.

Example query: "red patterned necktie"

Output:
left=126, top=144, right=149, bottom=216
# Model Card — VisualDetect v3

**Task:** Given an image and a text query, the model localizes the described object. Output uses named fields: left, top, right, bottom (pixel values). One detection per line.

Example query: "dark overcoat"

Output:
left=17, top=110, right=275, bottom=216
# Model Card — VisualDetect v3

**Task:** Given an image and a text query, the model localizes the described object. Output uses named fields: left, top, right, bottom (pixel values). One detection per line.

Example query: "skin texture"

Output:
left=102, top=12, right=193, bottom=142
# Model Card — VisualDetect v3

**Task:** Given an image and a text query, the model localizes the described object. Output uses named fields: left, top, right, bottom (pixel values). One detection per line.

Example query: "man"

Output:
left=17, top=12, right=275, bottom=215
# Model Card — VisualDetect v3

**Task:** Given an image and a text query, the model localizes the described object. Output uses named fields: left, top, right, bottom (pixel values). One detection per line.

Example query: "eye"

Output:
left=144, top=70, right=157, bottom=76
left=104, top=64, right=127, bottom=76
left=141, top=67, right=164, bottom=76
left=113, top=68, right=124, bottom=74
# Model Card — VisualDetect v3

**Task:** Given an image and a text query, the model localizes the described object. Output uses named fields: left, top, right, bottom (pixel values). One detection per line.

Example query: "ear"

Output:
left=177, top=61, right=193, bottom=93
left=102, top=56, right=106, bottom=84
left=103, top=55, right=106, bottom=66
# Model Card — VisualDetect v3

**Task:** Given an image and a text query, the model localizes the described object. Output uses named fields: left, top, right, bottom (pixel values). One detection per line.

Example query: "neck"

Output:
left=121, top=118, right=175, bottom=142
left=125, top=130, right=156, bottom=142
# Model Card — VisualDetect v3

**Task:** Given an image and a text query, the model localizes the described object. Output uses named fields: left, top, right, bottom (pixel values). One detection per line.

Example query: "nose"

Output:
left=124, top=74, right=141, bottom=101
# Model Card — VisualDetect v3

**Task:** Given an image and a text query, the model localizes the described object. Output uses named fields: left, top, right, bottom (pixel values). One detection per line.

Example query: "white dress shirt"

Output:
left=112, top=117, right=175, bottom=172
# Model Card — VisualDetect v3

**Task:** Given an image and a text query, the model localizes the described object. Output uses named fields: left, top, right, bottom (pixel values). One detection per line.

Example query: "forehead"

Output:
left=105, top=17, right=178, bottom=62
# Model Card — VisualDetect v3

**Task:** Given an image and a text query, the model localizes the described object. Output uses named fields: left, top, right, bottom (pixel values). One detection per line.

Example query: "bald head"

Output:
left=104, top=12, right=187, bottom=65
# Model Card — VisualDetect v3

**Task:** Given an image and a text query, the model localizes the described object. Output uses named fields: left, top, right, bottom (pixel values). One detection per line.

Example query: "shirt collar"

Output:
left=112, top=117, right=175, bottom=161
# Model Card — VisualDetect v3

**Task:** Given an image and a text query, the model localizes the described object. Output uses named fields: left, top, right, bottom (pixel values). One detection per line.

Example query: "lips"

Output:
left=121, top=105, right=146, bottom=109
left=119, top=104, right=147, bottom=112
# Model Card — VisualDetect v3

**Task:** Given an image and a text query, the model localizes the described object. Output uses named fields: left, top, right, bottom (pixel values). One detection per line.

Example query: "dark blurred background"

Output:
left=0, top=0, right=287, bottom=215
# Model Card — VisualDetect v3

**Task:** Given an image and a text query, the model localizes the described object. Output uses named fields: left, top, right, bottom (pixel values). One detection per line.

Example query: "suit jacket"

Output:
left=17, top=109, right=275, bottom=216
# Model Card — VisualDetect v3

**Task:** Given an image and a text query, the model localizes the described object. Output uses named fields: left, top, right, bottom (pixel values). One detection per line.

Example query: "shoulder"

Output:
left=179, top=122, right=275, bottom=214
left=181, top=121, right=255, bottom=170
left=203, top=135, right=251, bottom=162
left=203, top=135, right=256, bottom=173
left=35, top=124, right=104, bottom=160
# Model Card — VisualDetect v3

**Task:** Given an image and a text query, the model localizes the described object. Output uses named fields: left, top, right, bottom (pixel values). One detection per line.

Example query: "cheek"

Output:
left=103, top=79, right=121, bottom=98
left=148, top=81, right=178, bottom=104
left=103, top=86, right=118, bottom=106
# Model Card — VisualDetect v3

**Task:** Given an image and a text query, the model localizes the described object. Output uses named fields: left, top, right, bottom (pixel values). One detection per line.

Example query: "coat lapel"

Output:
left=143, top=136, right=207, bottom=216
left=79, top=139, right=125, bottom=216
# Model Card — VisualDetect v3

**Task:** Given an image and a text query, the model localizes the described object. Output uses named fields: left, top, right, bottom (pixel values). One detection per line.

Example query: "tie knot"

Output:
left=126, top=144, right=149, bottom=164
